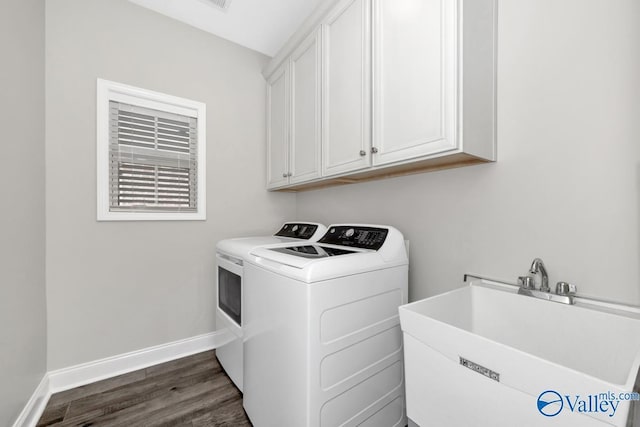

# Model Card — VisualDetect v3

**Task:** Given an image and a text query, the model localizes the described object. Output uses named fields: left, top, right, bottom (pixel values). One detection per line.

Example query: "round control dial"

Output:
left=345, top=228, right=355, bottom=237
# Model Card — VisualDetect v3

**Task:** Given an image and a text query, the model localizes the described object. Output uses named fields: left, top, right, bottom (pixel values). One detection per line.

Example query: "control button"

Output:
left=330, top=228, right=335, bottom=233
left=345, top=228, right=355, bottom=237
left=292, top=225, right=299, bottom=232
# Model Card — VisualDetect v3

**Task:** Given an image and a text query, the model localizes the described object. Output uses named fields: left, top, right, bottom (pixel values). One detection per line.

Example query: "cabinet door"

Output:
left=266, top=63, right=290, bottom=189
left=372, top=0, right=457, bottom=166
left=290, top=29, right=322, bottom=185
left=322, top=0, right=371, bottom=177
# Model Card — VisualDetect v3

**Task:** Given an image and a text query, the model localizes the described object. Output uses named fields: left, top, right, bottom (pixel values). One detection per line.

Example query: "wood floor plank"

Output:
left=145, top=350, right=216, bottom=378
left=68, top=375, right=230, bottom=426
left=35, top=402, right=69, bottom=427
left=63, top=359, right=221, bottom=419
left=47, top=368, right=147, bottom=407
left=124, top=378, right=239, bottom=426
left=36, top=350, right=251, bottom=427
left=191, top=398, right=251, bottom=427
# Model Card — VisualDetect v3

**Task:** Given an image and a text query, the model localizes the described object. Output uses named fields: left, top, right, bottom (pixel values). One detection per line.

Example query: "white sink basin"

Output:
left=400, top=278, right=640, bottom=427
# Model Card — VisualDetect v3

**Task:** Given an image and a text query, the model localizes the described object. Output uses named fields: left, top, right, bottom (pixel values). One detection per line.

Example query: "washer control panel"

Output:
left=318, top=226, right=388, bottom=250
left=275, top=223, right=319, bottom=240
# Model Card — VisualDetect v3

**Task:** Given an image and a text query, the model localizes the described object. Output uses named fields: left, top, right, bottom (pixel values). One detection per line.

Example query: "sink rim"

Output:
left=400, top=277, right=640, bottom=390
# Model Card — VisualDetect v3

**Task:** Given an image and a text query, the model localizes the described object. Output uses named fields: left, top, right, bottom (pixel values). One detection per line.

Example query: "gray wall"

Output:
left=297, top=0, right=640, bottom=304
left=46, top=0, right=295, bottom=370
left=4, top=0, right=637, bottom=420
left=0, top=0, right=47, bottom=424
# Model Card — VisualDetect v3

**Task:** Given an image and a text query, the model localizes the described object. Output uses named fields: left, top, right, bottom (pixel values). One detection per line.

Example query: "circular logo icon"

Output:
left=537, top=390, right=563, bottom=417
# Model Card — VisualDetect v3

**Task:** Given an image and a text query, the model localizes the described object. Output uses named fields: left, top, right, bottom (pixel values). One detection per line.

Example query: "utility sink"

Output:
left=399, top=277, right=640, bottom=427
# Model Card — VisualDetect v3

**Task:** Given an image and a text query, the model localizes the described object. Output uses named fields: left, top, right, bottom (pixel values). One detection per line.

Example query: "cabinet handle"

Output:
left=359, top=150, right=366, bottom=156
left=371, top=147, right=379, bottom=154
left=282, top=173, right=288, bottom=178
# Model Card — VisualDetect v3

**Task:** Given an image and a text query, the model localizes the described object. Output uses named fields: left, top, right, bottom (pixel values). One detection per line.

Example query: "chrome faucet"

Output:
left=529, top=258, right=549, bottom=292
left=517, top=258, right=577, bottom=305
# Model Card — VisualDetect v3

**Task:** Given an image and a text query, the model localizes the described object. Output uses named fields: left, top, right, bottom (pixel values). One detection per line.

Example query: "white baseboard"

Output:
left=12, top=375, right=50, bottom=427
left=49, top=330, right=227, bottom=393
left=13, top=330, right=227, bottom=427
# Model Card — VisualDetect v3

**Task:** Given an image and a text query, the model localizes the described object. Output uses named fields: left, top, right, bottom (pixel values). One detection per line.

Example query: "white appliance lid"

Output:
left=247, top=224, right=408, bottom=282
left=216, top=222, right=327, bottom=258
left=269, top=244, right=358, bottom=259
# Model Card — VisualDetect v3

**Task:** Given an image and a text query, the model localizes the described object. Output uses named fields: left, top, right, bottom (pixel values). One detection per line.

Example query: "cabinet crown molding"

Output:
left=263, top=0, right=342, bottom=79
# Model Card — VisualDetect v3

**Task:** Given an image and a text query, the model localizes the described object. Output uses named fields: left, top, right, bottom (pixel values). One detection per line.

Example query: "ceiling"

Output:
left=128, top=0, right=325, bottom=57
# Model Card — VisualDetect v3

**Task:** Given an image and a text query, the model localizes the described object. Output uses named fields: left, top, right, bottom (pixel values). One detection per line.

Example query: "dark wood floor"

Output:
left=37, top=350, right=252, bottom=427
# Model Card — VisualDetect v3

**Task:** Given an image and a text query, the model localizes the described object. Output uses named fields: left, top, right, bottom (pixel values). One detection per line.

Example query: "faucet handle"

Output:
left=518, top=275, right=535, bottom=290
left=556, top=281, right=577, bottom=296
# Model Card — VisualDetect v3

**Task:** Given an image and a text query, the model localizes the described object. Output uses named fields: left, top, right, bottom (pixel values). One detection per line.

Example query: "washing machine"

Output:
left=215, top=222, right=327, bottom=392
left=243, top=224, right=409, bottom=427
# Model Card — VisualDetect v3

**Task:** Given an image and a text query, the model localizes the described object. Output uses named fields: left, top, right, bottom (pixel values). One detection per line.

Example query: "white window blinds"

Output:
left=109, top=101, right=198, bottom=212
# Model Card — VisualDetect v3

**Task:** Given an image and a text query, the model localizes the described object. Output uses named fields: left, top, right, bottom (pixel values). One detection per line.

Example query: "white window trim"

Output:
left=96, top=78, right=207, bottom=221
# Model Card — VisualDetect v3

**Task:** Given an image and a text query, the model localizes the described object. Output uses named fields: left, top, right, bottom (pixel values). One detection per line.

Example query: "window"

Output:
left=97, top=79, right=206, bottom=220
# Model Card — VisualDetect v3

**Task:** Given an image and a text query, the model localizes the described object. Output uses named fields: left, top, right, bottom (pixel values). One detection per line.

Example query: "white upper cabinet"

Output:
left=321, top=0, right=371, bottom=177
left=267, top=31, right=322, bottom=189
left=263, top=0, right=496, bottom=191
left=266, top=63, right=289, bottom=189
left=372, top=0, right=457, bottom=166
left=290, top=29, right=322, bottom=184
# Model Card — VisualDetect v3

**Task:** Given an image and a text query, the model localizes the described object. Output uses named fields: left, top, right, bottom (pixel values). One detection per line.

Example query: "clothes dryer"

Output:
left=215, top=222, right=326, bottom=391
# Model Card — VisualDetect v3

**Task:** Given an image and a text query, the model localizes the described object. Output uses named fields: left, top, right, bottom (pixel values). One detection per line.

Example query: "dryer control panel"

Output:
left=275, top=223, right=319, bottom=239
left=318, top=226, right=388, bottom=250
